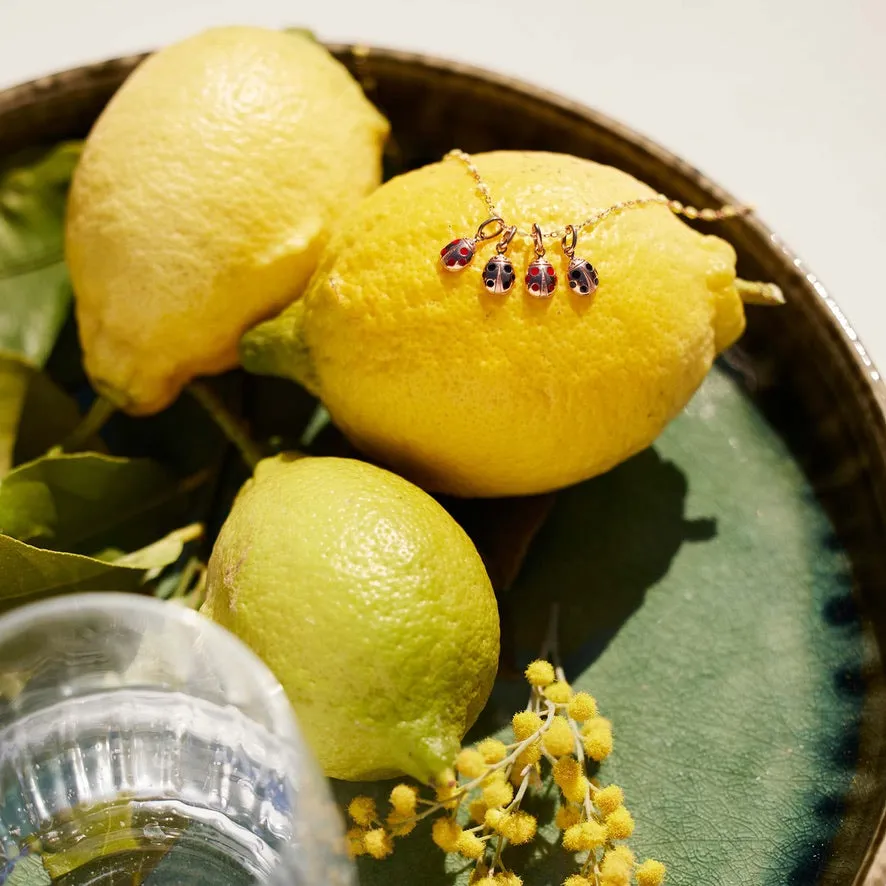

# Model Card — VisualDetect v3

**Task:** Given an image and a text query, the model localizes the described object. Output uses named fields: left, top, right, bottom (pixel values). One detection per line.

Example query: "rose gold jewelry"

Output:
left=525, top=223, right=557, bottom=298
left=440, top=216, right=505, bottom=271
left=443, top=149, right=755, bottom=298
left=561, top=224, right=599, bottom=297
left=481, top=225, right=518, bottom=294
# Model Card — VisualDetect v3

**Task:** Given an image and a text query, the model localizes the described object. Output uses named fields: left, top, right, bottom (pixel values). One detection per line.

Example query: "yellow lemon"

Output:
left=67, top=26, right=388, bottom=415
left=242, top=151, right=747, bottom=497
left=201, top=454, right=499, bottom=782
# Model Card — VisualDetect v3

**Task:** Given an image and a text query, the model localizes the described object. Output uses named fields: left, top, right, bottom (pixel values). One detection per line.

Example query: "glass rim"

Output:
left=0, top=592, right=299, bottom=739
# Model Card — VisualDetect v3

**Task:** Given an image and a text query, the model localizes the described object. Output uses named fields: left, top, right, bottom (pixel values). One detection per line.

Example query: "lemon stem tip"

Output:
left=736, top=278, right=785, bottom=306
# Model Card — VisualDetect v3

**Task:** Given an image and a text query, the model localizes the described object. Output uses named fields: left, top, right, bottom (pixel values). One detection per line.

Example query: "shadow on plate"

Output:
left=469, top=445, right=717, bottom=739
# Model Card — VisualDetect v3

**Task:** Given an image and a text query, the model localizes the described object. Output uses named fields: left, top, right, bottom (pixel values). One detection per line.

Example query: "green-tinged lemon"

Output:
left=201, top=454, right=499, bottom=782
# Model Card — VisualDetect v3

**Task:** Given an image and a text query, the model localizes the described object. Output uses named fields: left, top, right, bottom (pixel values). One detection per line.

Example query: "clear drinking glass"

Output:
left=0, top=593, right=355, bottom=885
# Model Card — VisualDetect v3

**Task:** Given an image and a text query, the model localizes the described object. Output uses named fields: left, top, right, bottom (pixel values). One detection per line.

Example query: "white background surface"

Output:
left=0, top=1, right=884, bottom=364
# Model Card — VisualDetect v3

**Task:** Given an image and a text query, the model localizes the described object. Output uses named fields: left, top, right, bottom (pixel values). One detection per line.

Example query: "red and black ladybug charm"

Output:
left=439, top=217, right=506, bottom=273
left=440, top=237, right=476, bottom=271
left=525, top=259, right=557, bottom=298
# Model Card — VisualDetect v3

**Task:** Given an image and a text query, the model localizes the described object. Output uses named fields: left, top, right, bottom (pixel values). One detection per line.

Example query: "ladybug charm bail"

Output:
left=525, top=223, right=557, bottom=298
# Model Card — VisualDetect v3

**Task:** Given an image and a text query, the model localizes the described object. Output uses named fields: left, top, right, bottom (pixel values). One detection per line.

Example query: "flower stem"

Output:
left=507, top=770, right=532, bottom=811
left=582, top=780, right=594, bottom=822
left=538, top=602, right=561, bottom=663
left=491, top=834, right=506, bottom=874
left=61, top=395, right=116, bottom=452
left=567, top=705, right=587, bottom=768
left=188, top=381, right=264, bottom=470
left=398, top=703, right=557, bottom=828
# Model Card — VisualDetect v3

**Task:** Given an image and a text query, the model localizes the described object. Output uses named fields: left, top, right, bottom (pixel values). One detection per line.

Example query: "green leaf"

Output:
left=0, top=268, right=72, bottom=369
left=0, top=353, right=37, bottom=474
left=0, top=352, right=97, bottom=476
left=0, top=144, right=80, bottom=275
left=336, top=365, right=863, bottom=886
left=0, top=451, right=196, bottom=555
left=0, top=143, right=81, bottom=367
left=116, top=523, right=203, bottom=571
left=0, top=526, right=191, bottom=612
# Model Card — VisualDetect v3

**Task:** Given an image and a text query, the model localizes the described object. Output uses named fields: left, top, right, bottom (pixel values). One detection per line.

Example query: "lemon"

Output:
left=201, top=454, right=499, bottom=782
left=66, top=26, right=388, bottom=416
left=241, top=151, right=746, bottom=497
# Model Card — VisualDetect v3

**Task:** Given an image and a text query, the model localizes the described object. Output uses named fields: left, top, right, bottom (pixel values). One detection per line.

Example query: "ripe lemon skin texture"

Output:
left=201, top=455, right=500, bottom=782
left=67, top=26, right=388, bottom=415
left=242, top=151, right=746, bottom=498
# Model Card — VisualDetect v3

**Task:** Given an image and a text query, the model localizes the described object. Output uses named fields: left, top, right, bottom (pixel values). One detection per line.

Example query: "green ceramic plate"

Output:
left=2, top=44, right=885, bottom=886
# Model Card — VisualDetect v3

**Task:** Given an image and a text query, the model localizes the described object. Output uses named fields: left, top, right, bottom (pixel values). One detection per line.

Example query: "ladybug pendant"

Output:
left=440, top=237, right=476, bottom=271
left=567, top=257, right=599, bottom=296
left=525, top=259, right=557, bottom=298
left=482, top=254, right=516, bottom=294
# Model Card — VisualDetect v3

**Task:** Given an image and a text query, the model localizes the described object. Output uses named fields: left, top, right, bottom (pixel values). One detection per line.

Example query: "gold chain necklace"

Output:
left=440, top=149, right=754, bottom=299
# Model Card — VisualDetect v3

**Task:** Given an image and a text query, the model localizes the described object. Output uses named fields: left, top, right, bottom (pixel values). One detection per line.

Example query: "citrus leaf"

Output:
left=0, top=143, right=81, bottom=367
left=0, top=143, right=80, bottom=276
left=90, top=546, right=125, bottom=562
left=116, top=523, right=203, bottom=571
left=0, top=268, right=72, bottom=370
left=0, top=353, right=35, bottom=474
left=0, top=352, right=95, bottom=477
left=0, top=451, right=199, bottom=556
left=0, top=526, right=190, bottom=612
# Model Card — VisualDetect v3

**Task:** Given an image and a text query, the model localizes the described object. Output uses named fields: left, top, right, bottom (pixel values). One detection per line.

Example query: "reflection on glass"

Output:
left=0, top=593, right=354, bottom=885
